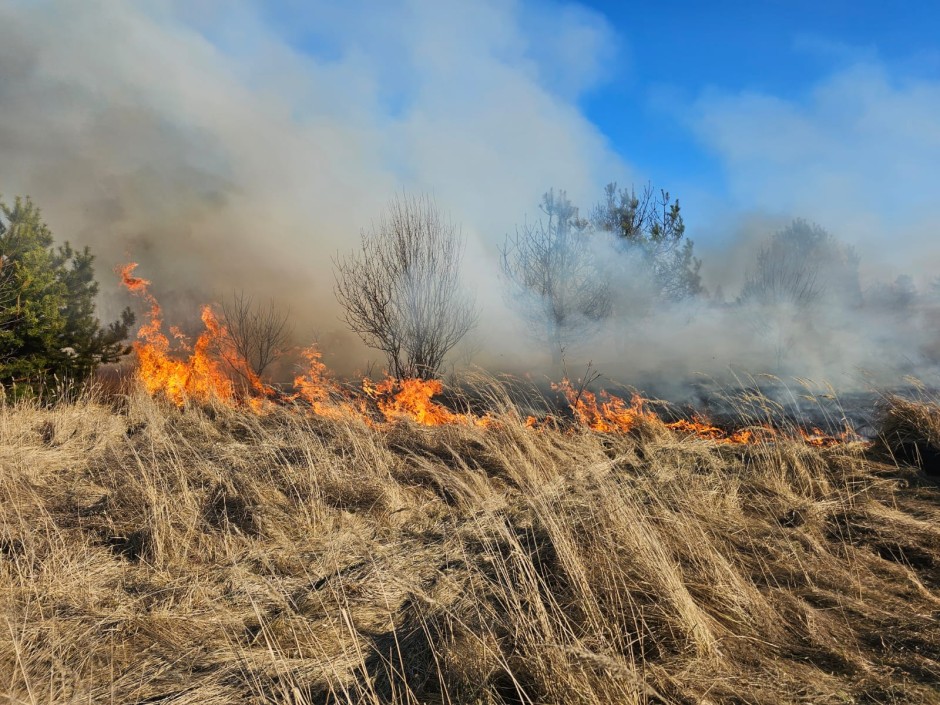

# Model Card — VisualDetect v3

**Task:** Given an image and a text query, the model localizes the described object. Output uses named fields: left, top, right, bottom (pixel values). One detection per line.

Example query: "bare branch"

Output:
left=500, top=190, right=610, bottom=365
left=334, top=194, right=477, bottom=380
left=219, top=290, right=292, bottom=384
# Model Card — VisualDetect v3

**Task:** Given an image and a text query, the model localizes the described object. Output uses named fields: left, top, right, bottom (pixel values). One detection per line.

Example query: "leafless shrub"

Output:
left=501, top=190, right=610, bottom=367
left=219, top=290, right=292, bottom=384
left=334, top=193, right=477, bottom=380
left=737, top=220, right=861, bottom=368
left=739, top=219, right=860, bottom=310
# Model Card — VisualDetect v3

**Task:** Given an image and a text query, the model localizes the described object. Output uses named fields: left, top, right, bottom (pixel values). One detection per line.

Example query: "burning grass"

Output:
left=114, top=263, right=865, bottom=448
left=0, top=386, right=938, bottom=704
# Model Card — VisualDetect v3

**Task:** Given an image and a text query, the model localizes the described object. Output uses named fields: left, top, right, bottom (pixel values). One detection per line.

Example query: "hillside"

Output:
left=1, top=388, right=939, bottom=704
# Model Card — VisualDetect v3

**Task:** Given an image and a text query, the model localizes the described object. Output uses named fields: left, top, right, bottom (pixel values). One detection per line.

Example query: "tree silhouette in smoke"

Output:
left=500, top=189, right=611, bottom=368
left=738, top=219, right=861, bottom=369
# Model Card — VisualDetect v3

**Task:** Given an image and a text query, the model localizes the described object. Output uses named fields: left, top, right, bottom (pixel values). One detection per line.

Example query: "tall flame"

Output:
left=119, top=263, right=235, bottom=406
left=291, top=345, right=367, bottom=421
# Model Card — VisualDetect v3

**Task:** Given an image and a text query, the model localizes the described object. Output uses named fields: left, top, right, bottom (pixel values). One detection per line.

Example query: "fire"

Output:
left=119, top=263, right=237, bottom=406
left=117, top=265, right=858, bottom=445
left=291, top=345, right=366, bottom=421
left=358, top=377, right=494, bottom=427
left=798, top=427, right=860, bottom=447
left=292, top=349, right=493, bottom=427
left=292, top=345, right=332, bottom=409
left=119, top=264, right=486, bottom=424
left=663, top=418, right=776, bottom=445
left=552, top=379, right=650, bottom=432
left=365, top=377, right=465, bottom=426
left=552, top=377, right=853, bottom=446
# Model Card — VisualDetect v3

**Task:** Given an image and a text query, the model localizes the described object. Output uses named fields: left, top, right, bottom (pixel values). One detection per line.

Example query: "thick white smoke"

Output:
left=2, top=0, right=939, bottom=394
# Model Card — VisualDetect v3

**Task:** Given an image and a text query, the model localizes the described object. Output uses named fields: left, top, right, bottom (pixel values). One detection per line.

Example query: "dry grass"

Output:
left=873, top=393, right=940, bottom=475
left=0, top=387, right=938, bottom=704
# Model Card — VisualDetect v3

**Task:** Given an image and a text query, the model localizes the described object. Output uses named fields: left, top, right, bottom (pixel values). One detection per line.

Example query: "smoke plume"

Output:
left=3, top=0, right=939, bottom=395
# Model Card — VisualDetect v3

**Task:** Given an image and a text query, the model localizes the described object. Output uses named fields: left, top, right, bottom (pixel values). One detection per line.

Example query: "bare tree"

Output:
left=737, top=219, right=860, bottom=368
left=500, top=190, right=610, bottom=367
left=334, top=194, right=477, bottom=380
left=219, top=290, right=292, bottom=386
left=739, top=219, right=860, bottom=309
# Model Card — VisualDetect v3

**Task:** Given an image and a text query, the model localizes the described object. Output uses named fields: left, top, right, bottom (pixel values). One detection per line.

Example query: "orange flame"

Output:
left=119, top=263, right=236, bottom=406
left=119, top=265, right=857, bottom=445
left=663, top=418, right=776, bottom=445
left=358, top=377, right=493, bottom=427
left=553, top=377, right=853, bottom=446
left=552, top=379, right=650, bottom=432
left=365, top=377, right=464, bottom=425
left=291, top=345, right=367, bottom=421
left=798, top=426, right=860, bottom=447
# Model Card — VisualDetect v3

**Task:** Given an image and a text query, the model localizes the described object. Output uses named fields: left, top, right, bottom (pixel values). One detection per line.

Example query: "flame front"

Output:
left=552, top=378, right=847, bottom=446
left=117, top=265, right=858, bottom=445
left=119, top=263, right=235, bottom=406
left=365, top=377, right=466, bottom=425
left=552, top=379, right=649, bottom=432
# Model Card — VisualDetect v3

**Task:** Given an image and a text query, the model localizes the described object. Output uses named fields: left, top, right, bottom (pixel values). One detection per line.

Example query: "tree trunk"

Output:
left=549, top=323, right=563, bottom=373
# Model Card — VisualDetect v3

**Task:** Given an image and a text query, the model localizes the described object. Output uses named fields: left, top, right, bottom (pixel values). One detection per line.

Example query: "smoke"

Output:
left=0, top=0, right=625, bottom=373
left=689, top=60, right=940, bottom=281
left=2, top=1, right=939, bottom=395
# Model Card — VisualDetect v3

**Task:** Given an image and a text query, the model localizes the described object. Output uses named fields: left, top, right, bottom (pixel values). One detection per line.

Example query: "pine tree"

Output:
left=0, top=196, right=134, bottom=394
left=592, top=182, right=702, bottom=302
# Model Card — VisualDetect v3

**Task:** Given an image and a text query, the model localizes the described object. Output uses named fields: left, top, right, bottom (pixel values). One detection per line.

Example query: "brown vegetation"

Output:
left=0, top=387, right=938, bottom=704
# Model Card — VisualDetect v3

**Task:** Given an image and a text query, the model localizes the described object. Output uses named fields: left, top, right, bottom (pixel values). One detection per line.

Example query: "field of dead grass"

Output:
left=1, top=386, right=939, bottom=704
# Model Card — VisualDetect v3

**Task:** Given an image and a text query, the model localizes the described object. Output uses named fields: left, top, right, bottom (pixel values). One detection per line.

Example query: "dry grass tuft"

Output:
left=0, top=386, right=938, bottom=704
left=875, top=394, right=940, bottom=475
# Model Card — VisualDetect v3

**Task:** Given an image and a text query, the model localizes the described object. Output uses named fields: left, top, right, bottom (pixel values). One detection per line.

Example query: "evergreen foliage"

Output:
left=592, top=182, right=702, bottom=301
left=0, top=196, right=133, bottom=394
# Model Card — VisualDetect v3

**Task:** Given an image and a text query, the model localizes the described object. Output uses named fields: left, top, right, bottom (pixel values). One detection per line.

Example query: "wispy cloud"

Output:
left=690, top=59, right=940, bottom=280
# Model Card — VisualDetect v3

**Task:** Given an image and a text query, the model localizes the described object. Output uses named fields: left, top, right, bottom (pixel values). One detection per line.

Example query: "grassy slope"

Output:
left=0, top=390, right=938, bottom=705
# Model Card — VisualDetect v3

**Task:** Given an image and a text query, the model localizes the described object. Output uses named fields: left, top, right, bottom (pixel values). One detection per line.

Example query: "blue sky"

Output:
left=577, top=0, right=940, bottom=195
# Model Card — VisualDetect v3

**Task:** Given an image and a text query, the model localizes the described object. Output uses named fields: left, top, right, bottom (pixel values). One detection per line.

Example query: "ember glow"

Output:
left=117, top=265, right=861, bottom=444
